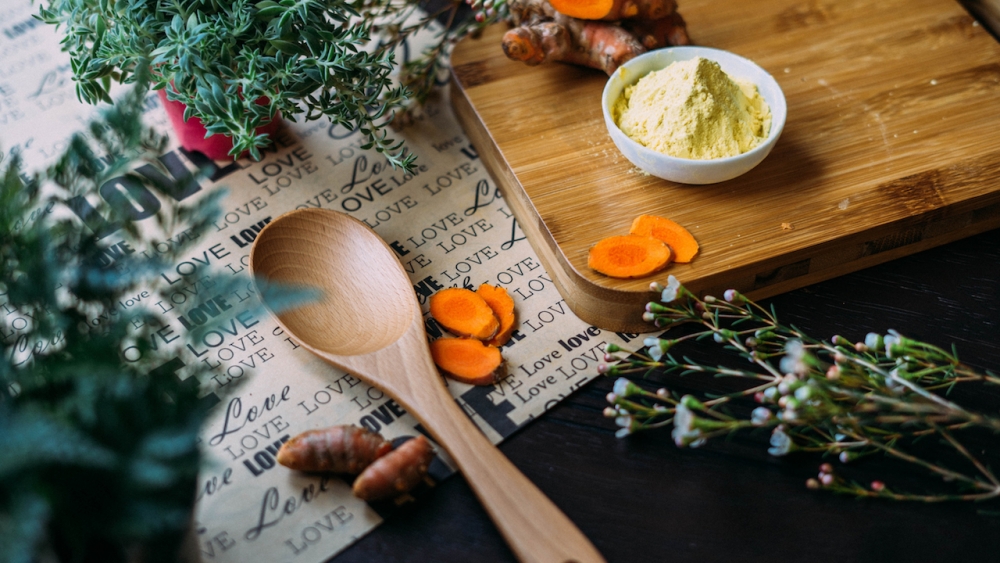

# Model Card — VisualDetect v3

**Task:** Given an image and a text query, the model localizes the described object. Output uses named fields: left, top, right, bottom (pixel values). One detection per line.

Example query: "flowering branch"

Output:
left=598, top=276, right=1000, bottom=502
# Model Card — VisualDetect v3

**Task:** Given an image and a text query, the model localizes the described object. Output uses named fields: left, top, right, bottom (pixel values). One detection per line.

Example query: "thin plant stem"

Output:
left=602, top=277, right=1000, bottom=503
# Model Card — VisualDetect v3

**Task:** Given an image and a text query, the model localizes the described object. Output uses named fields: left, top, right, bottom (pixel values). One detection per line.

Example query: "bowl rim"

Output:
left=602, top=45, right=787, bottom=168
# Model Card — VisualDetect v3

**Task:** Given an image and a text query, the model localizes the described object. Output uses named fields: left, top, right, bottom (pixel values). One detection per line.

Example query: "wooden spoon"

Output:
left=250, top=208, right=604, bottom=563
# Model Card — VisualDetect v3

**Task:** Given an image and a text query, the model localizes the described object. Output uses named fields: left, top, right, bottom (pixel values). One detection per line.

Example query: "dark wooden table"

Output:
left=331, top=1, right=1000, bottom=560
left=333, top=225, right=1000, bottom=563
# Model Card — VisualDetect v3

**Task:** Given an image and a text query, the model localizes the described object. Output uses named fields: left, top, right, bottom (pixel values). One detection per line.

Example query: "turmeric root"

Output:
left=502, top=17, right=646, bottom=74
left=629, top=214, right=699, bottom=263
left=476, top=284, right=517, bottom=347
left=430, top=337, right=506, bottom=385
left=353, top=436, right=435, bottom=502
left=502, top=21, right=569, bottom=66
left=508, top=0, right=559, bottom=26
left=429, top=287, right=499, bottom=341
left=503, top=0, right=691, bottom=75
left=276, top=425, right=392, bottom=474
left=588, top=234, right=672, bottom=278
left=621, top=12, right=690, bottom=50
left=548, top=0, right=676, bottom=21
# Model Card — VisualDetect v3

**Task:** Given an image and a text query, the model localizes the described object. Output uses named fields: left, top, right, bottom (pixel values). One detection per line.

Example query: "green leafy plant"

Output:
left=36, top=0, right=508, bottom=165
left=600, top=276, right=1000, bottom=503
left=0, top=80, right=222, bottom=563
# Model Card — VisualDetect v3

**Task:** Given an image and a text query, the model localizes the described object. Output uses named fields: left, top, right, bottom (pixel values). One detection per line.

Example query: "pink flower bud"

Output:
left=826, top=365, right=841, bottom=380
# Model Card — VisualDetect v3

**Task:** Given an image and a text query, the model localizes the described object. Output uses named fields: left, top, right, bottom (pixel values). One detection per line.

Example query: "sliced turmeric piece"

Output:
left=629, top=214, right=699, bottom=263
left=548, top=0, right=677, bottom=21
left=429, top=338, right=506, bottom=386
left=429, top=287, right=499, bottom=341
left=476, top=284, right=516, bottom=347
left=588, top=234, right=672, bottom=278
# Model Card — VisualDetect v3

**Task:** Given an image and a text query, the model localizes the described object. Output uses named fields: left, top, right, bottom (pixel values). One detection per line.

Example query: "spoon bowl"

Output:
left=249, top=210, right=412, bottom=356
left=250, top=208, right=604, bottom=563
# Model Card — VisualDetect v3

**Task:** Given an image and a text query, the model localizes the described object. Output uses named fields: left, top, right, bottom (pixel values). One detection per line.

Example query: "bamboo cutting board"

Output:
left=449, top=0, right=1000, bottom=332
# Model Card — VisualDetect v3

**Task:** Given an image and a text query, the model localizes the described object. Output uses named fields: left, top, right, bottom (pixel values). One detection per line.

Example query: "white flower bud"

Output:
left=613, top=378, right=631, bottom=396
left=751, top=407, right=772, bottom=426
left=768, top=426, right=793, bottom=456
left=648, top=346, right=664, bottom=362
left=864, top=332, right=882, bottom=350
left=661, top=275, right=681, bottom=302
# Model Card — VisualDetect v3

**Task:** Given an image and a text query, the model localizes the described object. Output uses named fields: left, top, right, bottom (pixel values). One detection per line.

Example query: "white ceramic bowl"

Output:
left=602, top=46, right=787, bottom=185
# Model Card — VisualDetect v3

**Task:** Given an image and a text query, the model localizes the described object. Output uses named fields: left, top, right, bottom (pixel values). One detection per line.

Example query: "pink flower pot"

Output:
left=157, top=89, right=282, bottom=161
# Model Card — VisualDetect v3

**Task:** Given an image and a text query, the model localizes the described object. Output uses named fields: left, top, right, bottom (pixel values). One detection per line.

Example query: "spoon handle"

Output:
left=408, top=359, right=605, bottom=563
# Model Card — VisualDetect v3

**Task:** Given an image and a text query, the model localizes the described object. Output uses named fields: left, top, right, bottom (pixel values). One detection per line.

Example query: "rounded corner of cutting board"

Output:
left=559, top=268, right=665, bottom=334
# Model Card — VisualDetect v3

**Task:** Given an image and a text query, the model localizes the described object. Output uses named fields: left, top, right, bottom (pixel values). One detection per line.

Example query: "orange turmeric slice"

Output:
left=629, top=214, right=699, bottom=263
left=588, top=234, right=672, bottom=278
left=429, top=287, right=499, bottom=340
left=548, top=0, right=676, bottom=21
left=476, top=284, right=516, bottom=347
left=429, top=338, right=506, bottom=386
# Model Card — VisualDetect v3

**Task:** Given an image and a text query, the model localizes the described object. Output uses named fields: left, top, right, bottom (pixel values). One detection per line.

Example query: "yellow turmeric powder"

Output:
left=613, top=57, right=771, bottom=159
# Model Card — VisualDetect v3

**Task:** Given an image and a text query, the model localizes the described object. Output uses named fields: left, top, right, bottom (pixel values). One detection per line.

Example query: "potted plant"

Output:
left=35, top=0, right=499, bottom=164
left=0, top=81, right=220, bottom=563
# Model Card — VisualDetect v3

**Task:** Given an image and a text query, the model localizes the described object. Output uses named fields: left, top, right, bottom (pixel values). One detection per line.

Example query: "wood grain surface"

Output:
left=450, top=0, right=1000, bottom=332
